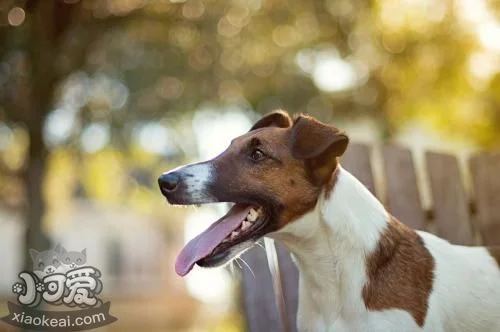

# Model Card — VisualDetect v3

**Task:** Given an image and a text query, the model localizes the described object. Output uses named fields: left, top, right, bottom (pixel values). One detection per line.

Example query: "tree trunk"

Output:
left=22, top=122, right=50, bottom=270
left=20, top=1, right=60, bottom=270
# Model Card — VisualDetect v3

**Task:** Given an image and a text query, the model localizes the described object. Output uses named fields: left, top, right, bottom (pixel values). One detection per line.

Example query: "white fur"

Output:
left=269, top=166, right=500, bottom=332
left=165, top=162, right=215, bottom=202
left=419, top=232, right=500, bottom=332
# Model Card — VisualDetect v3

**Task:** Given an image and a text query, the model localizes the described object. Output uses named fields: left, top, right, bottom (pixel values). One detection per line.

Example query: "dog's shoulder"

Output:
left=363, top=217, right=435, bottom=327
left=418, top=233, right=500, bottom=331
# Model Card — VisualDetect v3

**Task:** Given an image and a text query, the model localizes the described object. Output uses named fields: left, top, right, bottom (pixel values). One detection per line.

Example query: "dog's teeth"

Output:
left=242, top=221, right=251, bottom=230
left=247, top=208, right=258, bottom=222
left=231, top=231, right=239, bottom=239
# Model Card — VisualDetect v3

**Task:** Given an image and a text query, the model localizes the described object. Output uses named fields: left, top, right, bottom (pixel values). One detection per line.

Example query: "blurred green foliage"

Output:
left=1, top=0, right=500, bottom=150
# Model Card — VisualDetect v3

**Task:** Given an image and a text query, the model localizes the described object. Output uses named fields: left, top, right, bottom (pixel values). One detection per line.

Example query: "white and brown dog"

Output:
left=159, top=111, right=500, bottom=332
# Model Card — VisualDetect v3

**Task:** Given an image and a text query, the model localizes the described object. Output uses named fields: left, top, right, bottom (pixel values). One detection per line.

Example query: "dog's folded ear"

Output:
left=290, top=115, right=349, bottom=184
left=290, top=115, right=349, bottom=159
left=250, top=110, right=293, bottom=131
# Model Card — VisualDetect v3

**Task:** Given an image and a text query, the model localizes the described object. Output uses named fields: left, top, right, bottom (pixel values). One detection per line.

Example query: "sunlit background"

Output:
left=0, top=0, right=500, bottom=330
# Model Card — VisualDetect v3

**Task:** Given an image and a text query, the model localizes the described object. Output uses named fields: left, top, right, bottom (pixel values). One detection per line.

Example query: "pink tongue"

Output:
left=175, top=205, right=251, bottom=276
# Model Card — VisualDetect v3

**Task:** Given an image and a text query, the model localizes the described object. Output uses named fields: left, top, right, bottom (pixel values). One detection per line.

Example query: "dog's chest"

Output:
left=295, top=264, right=423, bottom=332
left=296, top=304, right=423, bottom=332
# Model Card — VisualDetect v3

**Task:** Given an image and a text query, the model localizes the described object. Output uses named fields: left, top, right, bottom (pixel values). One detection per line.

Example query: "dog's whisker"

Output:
left=229, top=261, right=235, bottom=276
left=255, top=242, right=265, bottom=250
left=234, top=258, right=243, bottom=271
left=238, top=257, right=255, bottom=279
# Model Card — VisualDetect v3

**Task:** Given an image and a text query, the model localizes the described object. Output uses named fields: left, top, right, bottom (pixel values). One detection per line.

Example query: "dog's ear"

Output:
left=290, top=115, right=349, bottom=184
left=250, top=110, right=293, bottom=131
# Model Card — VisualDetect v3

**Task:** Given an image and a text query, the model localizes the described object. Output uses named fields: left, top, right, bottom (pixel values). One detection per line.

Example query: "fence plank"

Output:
left=426, top=152, right=473, bottom=245
left=342, top=143, right=376, bottom=195
left=470, top=153, right=500, bottom=245
left=276, top=243, right=299, bottom=332
left=383, top=145, right=426, bottom=230
left=241, top=244, right=284, bottom=332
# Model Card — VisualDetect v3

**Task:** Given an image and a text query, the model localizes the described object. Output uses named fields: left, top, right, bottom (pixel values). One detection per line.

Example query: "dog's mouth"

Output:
left=175, top=203, right=267, bottom=276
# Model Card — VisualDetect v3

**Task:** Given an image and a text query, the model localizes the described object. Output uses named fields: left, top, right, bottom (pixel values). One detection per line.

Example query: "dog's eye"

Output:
left=38, top=262, right=44, bottom=269
left=250, top=149, right=265, bottom=162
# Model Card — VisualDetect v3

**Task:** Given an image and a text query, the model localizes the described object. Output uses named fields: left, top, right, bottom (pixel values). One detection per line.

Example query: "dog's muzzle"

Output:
left=158, top=162, right=217, bottom=205
left=158, top=172, right=180, bottom=194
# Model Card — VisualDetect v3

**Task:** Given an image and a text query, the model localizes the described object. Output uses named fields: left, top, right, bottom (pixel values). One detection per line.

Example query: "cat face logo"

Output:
left=29, top=244, right=87, bottom=279
left=2, top=245, right=118, bottom=331
left=60, top=246, right=87, bottom=270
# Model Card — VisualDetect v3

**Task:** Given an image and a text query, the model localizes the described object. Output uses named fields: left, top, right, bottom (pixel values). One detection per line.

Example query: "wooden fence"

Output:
left=240, top=143, right=500, bottom=332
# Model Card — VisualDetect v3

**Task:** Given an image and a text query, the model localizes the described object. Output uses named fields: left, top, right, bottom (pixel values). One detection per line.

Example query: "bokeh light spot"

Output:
left=313, top=57, right=357, bottom=92
left=0, top=123, right=14, bottom=150
left=8, top=7, right=25, bottom=27
left=478, top=21, right=500, bottom=52
left=182, top=0, right=205, bottom=19
left=44, top=108, right=78, bottom=147
left=80, top=123, right=110, bottom=153
left=156, top=77, right=184, bottom=100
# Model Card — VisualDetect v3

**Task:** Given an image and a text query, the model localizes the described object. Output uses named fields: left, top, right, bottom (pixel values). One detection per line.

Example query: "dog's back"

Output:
left=419, top=232, right=500, bottom=331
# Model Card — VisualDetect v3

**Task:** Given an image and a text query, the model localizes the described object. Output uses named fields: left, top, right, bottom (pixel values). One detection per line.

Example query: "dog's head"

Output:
left=159, top=110, right=349, bottom=276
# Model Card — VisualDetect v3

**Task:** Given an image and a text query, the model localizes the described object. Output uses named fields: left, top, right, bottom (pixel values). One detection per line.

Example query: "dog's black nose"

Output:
left=158, top=172, right=180, bottom=192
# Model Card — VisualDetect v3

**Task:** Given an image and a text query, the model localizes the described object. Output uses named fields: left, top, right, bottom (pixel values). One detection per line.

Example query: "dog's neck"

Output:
left=270, top=166, right=389, bottom=322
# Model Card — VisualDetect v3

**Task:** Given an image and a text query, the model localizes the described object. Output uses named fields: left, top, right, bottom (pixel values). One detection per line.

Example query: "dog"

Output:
left=159, top=110, right=500, bottom=332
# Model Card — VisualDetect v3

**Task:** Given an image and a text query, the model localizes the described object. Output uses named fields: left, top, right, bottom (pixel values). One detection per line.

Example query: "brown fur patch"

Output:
left=362, top=217, right=435, bottom=327
left=487, top=247, right=500, bottom=268
left=324, top=164, right=340, bottom=200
